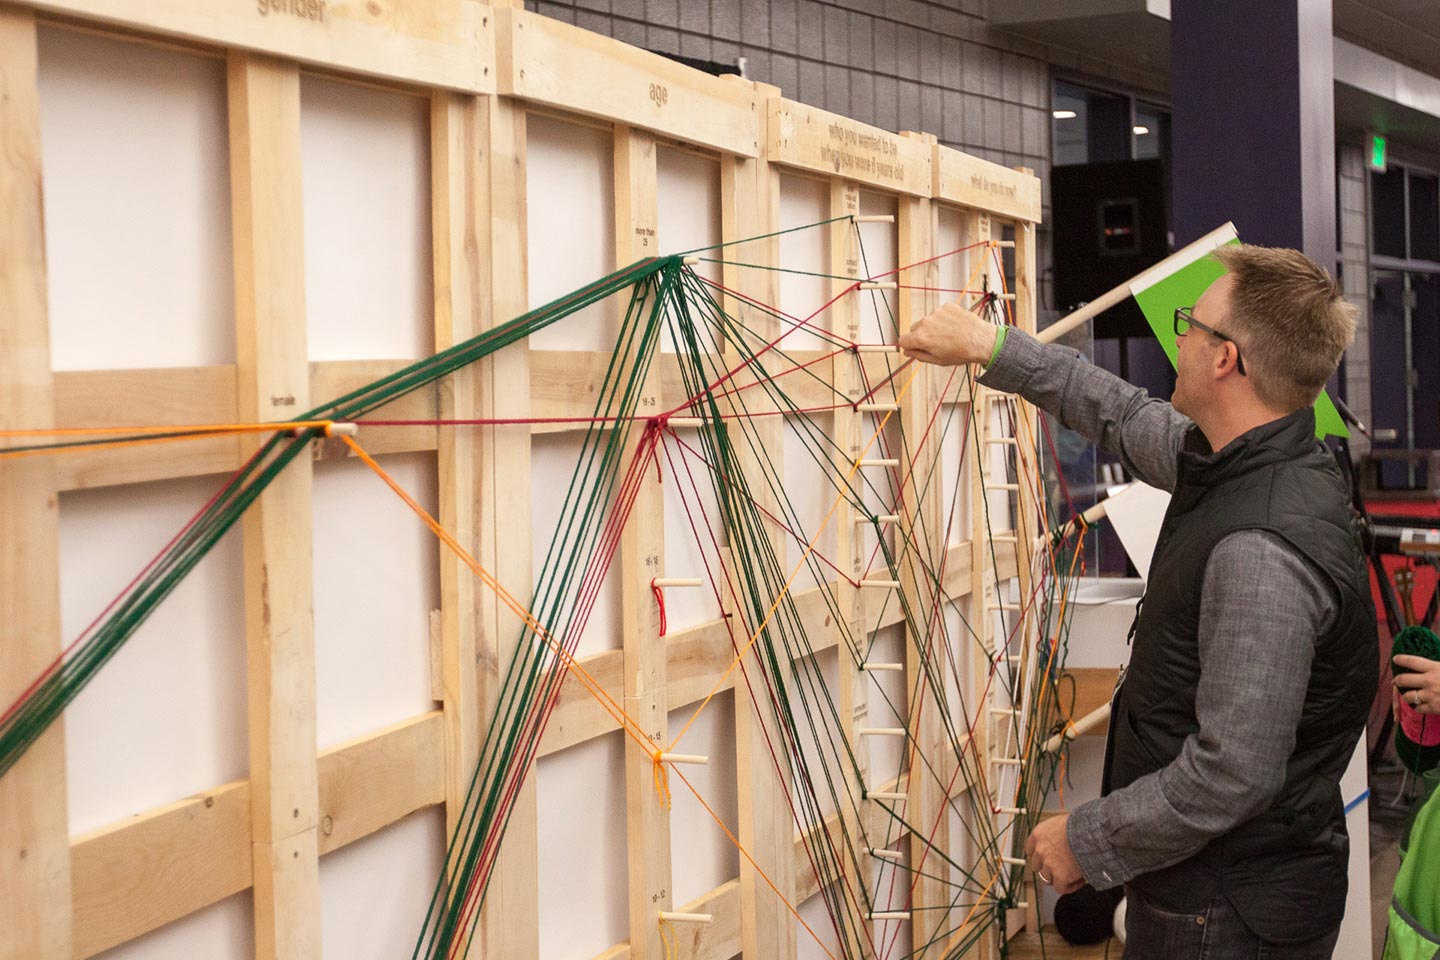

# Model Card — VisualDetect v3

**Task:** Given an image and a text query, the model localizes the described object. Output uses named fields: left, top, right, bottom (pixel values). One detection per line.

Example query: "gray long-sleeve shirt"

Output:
left=979, top=327, right=1339, bottom=889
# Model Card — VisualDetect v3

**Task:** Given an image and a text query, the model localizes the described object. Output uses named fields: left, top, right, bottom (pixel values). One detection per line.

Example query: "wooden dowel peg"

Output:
left=984, top=482, right=1020, bottom=491
left=856, top=402, right=900, bottom=413
left=995, top=806, right=1027, bottom=815
left=991, top=757, right=1023, bottom=766
left=869, top=911, right=911, bottom=921
left=859, top=282, right=897, bottom=290
left=1043, top=702, right=1111, bottom=754
left=666, top=417, right=707, bottom=429
left=1001, top=856, right=1026, bottom=866
left=658, top=753, right=709, bottom=765
left=855, top=214, right=896, bottom=223
left=869, top=848, right=904, bottom=861
left=860, top=727, right=907, bottom=737
left=986, top=436, right=1019, bottom=445
left=865, top=790, right=908, bottom=801
left=860, top=579, right=902, bottom=589
left=858, top=458, right=900, bottom=468
left=658, top=911, right=713, bottom=923
left=992, top=239, right=1016, bottom=248
left=681, top=256, right=702, bottom=265
left=325, top=422, right=359, bottom=437
left=862, top=662, right=904, bottom=672
left=651, top=578, right=703, bottom=587
left=855, top=344, right=900, bottom=353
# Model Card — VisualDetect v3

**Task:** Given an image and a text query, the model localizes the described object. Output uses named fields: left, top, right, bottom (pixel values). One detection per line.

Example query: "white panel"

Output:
left=93, top=891, right=252, bottom=960
left=313, top=452, right=438, bottom=750
left=537, top=732, right=627, bottom=959
left=869, top=844, right=913, bottom=959
left=792, top=646, right=842, bottom=820
left=301, top=76, right=432, bottom=363
left=856, top=412, right=901, bottom=570
left=657, top=147, right=721, bottom=355
left=864, top=626, right=908, bottom=784
left=38, top=27, right=233, bottom=371
left=941, top=603, right=973, bottom=737
left=59, top=476, right=246, bottom=836
left=320, top=807, right=445, bottom=960
left=795, top=888, right=841, bottom=960
left=933, top=207, right=967, bottom=300
left=940, top=403, right=971, bottom=549
left=777, top=174, right=829, bottom=352
left=856, top=193, right=899, bottom=345
left=530, top=433, right=622, bottom=658
left=526, top=116, right=617, bottom=352
left=658, top=427, right=724, bottom=633
left=666, top=692, right=739, bottom=906
left=782, top=414, right=839, bottom=593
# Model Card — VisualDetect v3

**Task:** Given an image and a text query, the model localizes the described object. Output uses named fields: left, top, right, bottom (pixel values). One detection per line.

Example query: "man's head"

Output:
left=1198, top=244, right=1357, bottom=413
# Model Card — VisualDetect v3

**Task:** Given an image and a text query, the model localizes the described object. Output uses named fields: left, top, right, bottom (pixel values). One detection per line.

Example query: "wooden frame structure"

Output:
left=0, top=3, right=1044, bottom=958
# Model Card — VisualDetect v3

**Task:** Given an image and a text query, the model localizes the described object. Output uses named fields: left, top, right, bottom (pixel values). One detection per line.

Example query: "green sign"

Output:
left=1371, top=133, right=1388, bottom=173
left=1130, top=237, right=1348, bottom=440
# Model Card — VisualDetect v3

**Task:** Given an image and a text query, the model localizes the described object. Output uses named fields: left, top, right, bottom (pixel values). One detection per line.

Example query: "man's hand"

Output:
left=1025, top=814, right=1085, bottom=895
left=898, top=301, right=999, bottom=367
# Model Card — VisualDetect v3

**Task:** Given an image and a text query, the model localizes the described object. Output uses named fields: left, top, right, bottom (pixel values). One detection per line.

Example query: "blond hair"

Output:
left=1211, top=244, right=1357, bottom=412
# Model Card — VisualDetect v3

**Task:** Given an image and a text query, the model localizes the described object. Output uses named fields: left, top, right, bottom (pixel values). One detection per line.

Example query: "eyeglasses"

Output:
left=1174, top=306, right=1247, bottom=376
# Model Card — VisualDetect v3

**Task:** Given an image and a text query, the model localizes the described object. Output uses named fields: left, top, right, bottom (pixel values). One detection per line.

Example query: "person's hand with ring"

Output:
left=1394, top=653, right=1440, bottom=716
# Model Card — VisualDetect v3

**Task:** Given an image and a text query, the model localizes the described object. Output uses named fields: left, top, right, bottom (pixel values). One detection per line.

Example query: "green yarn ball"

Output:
left=1393, top=625, right=1440, bottom=776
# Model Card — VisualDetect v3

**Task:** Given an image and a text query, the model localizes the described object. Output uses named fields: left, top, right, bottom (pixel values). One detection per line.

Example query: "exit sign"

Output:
left=1370, top=133, right=1388, bottom=172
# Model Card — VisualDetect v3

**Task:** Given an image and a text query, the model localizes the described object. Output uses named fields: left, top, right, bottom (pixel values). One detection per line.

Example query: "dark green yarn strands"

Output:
left=0, top=256, right=673, bottom=784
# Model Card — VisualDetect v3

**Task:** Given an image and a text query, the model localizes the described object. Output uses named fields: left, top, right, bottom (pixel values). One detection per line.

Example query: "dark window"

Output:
left=1408, top=171, right=1439, bottom=261
left=1372, top=166, right=1407, bottom=259
left=1053, top=81, right=1131, bottom=167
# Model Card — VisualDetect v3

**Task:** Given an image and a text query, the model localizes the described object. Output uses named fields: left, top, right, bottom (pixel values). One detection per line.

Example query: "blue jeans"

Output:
left=1122, top=888, right=1341, bottom=960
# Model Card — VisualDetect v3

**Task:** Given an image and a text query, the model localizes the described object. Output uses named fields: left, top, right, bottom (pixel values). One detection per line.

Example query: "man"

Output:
left=899, top=245, right=1378, bottom=957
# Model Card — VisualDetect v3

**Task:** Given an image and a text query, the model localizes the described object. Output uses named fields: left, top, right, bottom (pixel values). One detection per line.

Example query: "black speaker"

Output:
left=1053, top=159, right=1169, bottom=340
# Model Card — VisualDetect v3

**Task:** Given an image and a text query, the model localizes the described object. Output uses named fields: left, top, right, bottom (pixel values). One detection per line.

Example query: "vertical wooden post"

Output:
left=228, top=51, right=321, bottom=960
left=614, top=122, right=672, bottom=960
left=0, top=9, right=74, bottom=958
left=963, top=210, right=999, bottom=960
left=829, top=179, right=871, bottom=956
left=1010, top=214, right=1042, bottom=939
left=721, top=89, right=798, bottom=957
left=897, top=133, right=945, bottom=951
left=475, top=92, right=540, bottom=960
left=430, top=87, right=482, bottom=851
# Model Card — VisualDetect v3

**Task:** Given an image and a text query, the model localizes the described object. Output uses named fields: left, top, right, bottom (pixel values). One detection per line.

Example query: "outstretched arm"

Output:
left=900, top=303, right=1191, bottom=492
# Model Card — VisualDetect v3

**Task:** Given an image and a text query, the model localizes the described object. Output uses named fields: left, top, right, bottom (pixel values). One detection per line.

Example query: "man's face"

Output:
left=1171, top=273, right=1234, bottom=418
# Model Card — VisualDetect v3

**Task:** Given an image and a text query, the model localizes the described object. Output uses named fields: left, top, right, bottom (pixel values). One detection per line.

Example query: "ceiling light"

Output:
left=1052, top=109, right=1077, bottom=120
left=1133, top=125, right=1151, bottom=135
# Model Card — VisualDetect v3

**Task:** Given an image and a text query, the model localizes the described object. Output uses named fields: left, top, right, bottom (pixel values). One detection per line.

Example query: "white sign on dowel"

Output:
left=1102, top=481, right=1172, bottom=581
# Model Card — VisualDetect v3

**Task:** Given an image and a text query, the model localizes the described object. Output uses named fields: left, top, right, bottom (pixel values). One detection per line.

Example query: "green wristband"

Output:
left=984, top=325, right=1008, bottom=370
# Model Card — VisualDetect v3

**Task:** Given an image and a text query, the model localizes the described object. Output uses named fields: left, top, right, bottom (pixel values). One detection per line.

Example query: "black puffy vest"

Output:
left=1103, top=407, right=1378, bottom=941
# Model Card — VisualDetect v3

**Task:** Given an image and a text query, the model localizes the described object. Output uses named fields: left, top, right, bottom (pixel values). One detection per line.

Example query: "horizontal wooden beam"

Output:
left=934, top=146, right=1043, bottom=224
left=50, top=361, right=438, bottom=490
left=499, top=9, right=758, bottom=158
left=70, top=712, right=443, bottom=957
left=768, top=99, right=932, bottom=197
left=21, top=0, right=495, bottom=94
